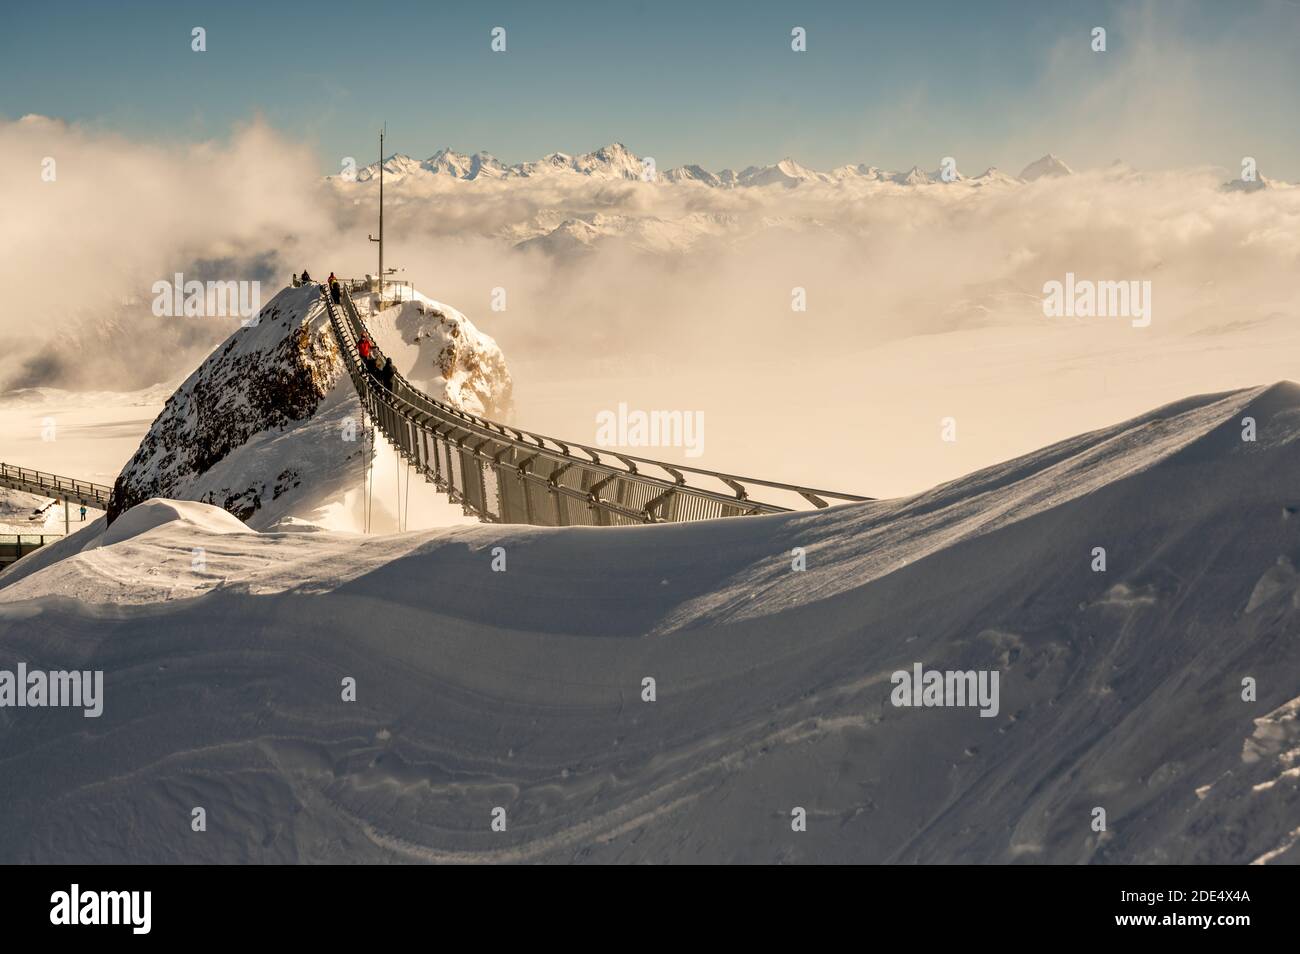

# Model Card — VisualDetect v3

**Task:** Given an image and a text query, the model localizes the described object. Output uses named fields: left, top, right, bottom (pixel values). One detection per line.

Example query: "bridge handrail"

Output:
left=334, top=288, right=869, bottom=504
left=0, top=463, right=112, bottom=504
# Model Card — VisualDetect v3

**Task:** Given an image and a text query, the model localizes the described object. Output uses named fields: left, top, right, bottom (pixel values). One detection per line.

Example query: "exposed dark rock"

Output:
left=107, top=286, right=342, bottom=524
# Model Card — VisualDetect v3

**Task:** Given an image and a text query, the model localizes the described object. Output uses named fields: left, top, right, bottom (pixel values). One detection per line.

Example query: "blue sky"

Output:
left=4, top=0, right=1299, bottom=177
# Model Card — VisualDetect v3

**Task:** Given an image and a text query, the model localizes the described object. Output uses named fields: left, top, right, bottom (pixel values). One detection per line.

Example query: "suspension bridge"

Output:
left=1, top=283, right=868, bottom=569
left=0, top=464, right=110, bottom=568
left=324, top=282, right=869, bottom=526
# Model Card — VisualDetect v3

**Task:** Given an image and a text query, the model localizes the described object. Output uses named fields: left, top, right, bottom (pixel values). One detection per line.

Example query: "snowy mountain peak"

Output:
left=970, top=166, right=1020, bottom=187
left=736, top=158, right=828, bottom=188
left=830, top=163, right=884, bottom=181
left=892, top=166, right=931, bottom=186
left=1018, top=153, right=1074, bottom=181
left=930, top=164, right=965, bottom=183
left=660, top=163, right=722, bottom=186
left=353, top=153, right=425, bottom=182
left=570, top=142, right=645, bottom=179
left=108, top=283, right=511, bottom=531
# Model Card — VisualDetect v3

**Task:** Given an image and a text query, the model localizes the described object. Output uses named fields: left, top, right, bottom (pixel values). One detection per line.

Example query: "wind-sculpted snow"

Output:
left=1, top=383, right=1297, bottom=863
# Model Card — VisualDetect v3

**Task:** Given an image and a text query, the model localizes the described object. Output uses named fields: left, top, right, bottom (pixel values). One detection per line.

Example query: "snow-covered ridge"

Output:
left=342, top=143, right=1290, bottom=192
left=342, top=141, right=1068, bottom=188
left=351, top=142, right=646, bottom=184
left=2, top=382, right=1298, bottom=862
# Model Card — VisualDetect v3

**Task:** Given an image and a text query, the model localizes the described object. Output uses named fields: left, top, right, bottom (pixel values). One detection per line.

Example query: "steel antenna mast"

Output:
left=368, top=123, right=385, bottom=303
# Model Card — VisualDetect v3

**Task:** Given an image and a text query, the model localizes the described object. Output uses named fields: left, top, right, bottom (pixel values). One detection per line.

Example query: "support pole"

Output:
left=368, top=124, right=385, bottom=306
left=64, top=498, right=69, bottom=536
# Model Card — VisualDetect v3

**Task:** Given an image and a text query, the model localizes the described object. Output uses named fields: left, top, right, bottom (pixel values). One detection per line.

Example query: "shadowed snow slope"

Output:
left=1, top=383, right=1298, bottom=863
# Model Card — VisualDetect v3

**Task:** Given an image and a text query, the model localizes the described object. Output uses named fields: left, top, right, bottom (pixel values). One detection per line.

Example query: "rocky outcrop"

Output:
left=107, top=285, right=343, bottom=524
left=107, top=283, right=515, bottom=528
left=357, top=290, right=513, bottom=419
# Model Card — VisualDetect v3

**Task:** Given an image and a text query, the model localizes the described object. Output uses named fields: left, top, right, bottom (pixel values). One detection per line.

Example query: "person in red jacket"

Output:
left=359, top=336, right=372, bottom=360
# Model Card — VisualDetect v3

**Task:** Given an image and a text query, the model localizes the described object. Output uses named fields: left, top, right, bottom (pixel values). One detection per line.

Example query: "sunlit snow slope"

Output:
left=0, top=383, right=1297, bottom=863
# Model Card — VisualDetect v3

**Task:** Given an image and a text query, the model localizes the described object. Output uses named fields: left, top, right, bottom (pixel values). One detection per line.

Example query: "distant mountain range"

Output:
left=332, top=144, right=1288, bottom=260
left=338, top=143, right=1291, bottom=197
left=344, top=142, right=1072, bottom=188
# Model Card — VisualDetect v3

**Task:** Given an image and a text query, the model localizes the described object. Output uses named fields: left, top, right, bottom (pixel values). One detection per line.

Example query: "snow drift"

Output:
left=1, top=382, right=1297, bottom=863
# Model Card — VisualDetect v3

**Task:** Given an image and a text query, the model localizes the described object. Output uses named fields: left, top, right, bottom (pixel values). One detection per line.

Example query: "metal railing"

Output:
left=0, top=464, right=112, bottom=509
left=0, top=533, right=62, bottom=566
left=294, top=276, right=413, bottom=301
left=324, top=285, right=870, bottom=526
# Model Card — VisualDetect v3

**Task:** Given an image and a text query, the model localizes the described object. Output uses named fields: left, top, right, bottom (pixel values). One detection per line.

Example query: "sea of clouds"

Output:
left=3, top=113, right=1296, bottom=399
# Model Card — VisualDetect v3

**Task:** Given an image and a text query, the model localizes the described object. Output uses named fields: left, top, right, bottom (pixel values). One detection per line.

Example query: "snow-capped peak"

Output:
left=1018, top=153, right=1074, bottom=181
left=353, top=153, right=426, bottom=182
left=660, top=163, right=723, bottom=186
left=738, top=158, right=828, bottom=188
left=107, top=282, right=512, bottom=531
left=891, top=166, right=931, bottom=186
left=829, top=163, right=884, bottom=181
left=570, top=142, right=645, bottom=179
left=970, top=167, right=1020, bottom=187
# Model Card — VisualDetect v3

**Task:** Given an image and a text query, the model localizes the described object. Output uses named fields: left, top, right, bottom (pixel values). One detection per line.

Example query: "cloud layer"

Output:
left=2, top=115, right=1297, bottom=495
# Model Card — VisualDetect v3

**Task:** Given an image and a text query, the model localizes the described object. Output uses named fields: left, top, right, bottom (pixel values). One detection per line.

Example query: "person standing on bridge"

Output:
left=359, top=336, right=372, bottom=361
left=301, top=269, right=312, bottom=284
left=381, top=354, right=396, bottom=393
left=370, top=354, right=385, bottom=388
left=79, top=505, right=86, bottom=522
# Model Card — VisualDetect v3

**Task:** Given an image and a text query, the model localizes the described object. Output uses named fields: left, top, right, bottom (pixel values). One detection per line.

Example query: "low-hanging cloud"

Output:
left=2, top=113, right=1297, bottom=411
left=0, top=115, right=331, bottom=390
